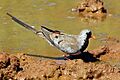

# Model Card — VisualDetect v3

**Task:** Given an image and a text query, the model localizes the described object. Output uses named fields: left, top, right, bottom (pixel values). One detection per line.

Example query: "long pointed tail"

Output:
left=7, top=13, right=38, bottom=33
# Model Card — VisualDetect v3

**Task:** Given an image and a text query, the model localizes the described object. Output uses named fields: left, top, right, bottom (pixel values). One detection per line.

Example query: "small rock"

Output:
left=0, top=53, right=10, bottom=69
left=73, top=0, right=107, bottom=20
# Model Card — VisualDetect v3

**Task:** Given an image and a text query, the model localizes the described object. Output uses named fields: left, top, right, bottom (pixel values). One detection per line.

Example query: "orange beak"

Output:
left=91, top=35, right=96, bottom=39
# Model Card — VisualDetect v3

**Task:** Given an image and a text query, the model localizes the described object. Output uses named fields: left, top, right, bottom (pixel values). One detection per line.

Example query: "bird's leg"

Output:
left=63, top=54, right=70, bottom=60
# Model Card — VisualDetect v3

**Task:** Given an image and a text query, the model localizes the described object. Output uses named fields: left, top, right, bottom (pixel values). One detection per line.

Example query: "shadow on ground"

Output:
left=25, top=51, right=99, bottom=62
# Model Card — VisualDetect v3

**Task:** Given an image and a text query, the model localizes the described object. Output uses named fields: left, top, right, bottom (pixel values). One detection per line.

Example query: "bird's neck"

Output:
left=78, top=34, right=88, bottom=42
left=78, top=34, right=89, bottom=51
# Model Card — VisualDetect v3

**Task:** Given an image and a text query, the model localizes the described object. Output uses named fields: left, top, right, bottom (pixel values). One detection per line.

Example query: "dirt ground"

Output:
left=0, top=37, right=120, bottom=80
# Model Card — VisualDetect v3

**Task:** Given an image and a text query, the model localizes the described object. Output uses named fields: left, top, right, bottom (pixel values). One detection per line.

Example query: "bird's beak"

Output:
left=91, top=35, right=96, bottom=39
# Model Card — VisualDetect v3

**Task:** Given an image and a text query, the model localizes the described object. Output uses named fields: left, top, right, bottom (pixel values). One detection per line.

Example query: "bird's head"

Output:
left=80, top=29, right=95, bottom=40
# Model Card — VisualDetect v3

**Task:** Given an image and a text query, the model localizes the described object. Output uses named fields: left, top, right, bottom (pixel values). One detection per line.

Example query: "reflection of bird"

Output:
left=7, top=13, right=95, bottom=60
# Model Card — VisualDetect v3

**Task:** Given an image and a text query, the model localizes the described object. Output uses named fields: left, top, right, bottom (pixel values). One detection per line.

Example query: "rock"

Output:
left=0, top=53, right=22, bottom=79
left=0, top=53, right=10, bottom=69
left=73, top=0, right=107, bottom=20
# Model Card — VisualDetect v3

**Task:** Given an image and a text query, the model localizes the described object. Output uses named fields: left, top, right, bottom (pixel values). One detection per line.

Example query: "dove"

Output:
left=7, top=13, right=95, bottom=59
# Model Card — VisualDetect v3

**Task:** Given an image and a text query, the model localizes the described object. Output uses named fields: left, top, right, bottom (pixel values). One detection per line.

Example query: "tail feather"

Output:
left=7, top=13, right=38, bottom=33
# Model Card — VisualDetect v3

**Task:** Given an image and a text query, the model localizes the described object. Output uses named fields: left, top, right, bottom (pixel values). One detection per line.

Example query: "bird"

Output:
left=7, top=13, right=95, bottom=60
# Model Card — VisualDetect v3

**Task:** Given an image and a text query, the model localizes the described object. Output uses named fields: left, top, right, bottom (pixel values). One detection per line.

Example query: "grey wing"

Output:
left=57, top=36, right=80, bottom=53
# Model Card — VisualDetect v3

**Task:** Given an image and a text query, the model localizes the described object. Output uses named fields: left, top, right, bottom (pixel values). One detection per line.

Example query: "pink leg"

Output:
left=63, top=54, right=70, bottom=60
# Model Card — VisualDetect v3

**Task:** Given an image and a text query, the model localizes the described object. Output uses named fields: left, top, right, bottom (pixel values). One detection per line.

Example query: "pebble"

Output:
left=71, top=8, right=77, bottom=12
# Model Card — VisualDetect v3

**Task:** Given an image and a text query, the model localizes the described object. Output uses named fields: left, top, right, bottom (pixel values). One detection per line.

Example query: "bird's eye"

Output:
left=55, top=36, right=58, bottom=38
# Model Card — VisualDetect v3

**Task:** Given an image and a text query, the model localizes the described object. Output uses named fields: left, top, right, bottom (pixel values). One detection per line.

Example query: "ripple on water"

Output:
left=96, top=33, right=108, bottom=42
left=47, top=2, right=57, bottom=7
left=66, top=16, right=76, bottom=19
left=0, top=7, right=2, bottom=10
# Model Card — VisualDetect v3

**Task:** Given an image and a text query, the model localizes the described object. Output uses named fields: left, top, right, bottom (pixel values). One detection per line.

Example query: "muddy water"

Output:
left=0, top=0, right=120, bottom=57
